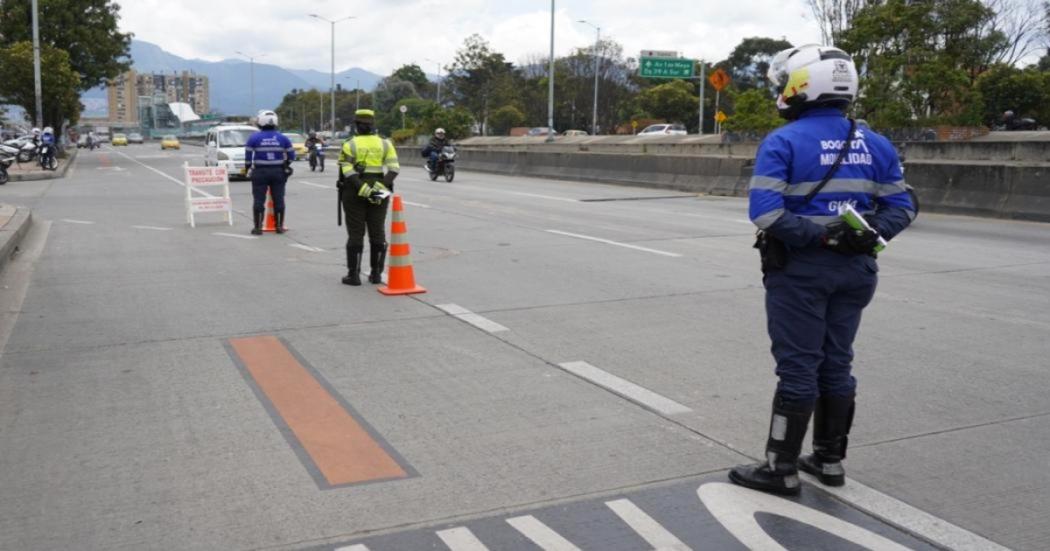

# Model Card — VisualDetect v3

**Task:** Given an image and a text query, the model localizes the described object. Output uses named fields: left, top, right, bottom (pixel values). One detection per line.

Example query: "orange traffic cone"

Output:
left=378, top=194, right=426, bottom=296
left=261, top=189, right=286, bottom=232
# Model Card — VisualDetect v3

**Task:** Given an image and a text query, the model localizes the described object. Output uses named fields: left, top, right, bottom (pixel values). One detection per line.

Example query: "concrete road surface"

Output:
left=1, top=143, right=1047, bottom=550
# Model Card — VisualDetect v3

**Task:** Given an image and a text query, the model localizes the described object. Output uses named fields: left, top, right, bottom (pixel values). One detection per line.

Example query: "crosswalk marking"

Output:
left=436, top=526, right=491, bottom=550
left=506, top=515, right=581, bottom=551
left=606, top=499, right=691, bottom=551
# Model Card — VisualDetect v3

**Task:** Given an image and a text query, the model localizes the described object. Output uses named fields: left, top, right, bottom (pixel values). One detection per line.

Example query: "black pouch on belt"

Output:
left=754, top=231, right=787, bottom=272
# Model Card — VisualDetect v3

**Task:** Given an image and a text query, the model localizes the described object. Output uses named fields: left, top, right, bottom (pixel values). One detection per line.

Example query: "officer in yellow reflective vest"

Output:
left=337, top=109, right=400, bottom=286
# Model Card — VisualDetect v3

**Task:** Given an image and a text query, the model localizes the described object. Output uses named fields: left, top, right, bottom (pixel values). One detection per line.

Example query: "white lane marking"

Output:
left=506, top=515, right=581, bottom=551
left=436, top=304, right=509, bottom=333
left=503, top=190, right=578, bottom=203
left=798, top=474, right=1010, bottom=551
left=698, top=482, right=911, bottom=551
left=606, top=499, right=691, bottom=550
left=558, top=361, right=692, bottom=416
left=546, top=230, right=682, bottom=258
left=403, top=200, right=431, bottom=209
left=131, top=225, right=173, bottom=231
left=436, top=526, right=491, bottom=551
left=334, top=545, right=370, bottom=551
left=106, top=146, right=216, bottom=198
left=300, top=180, right=334, bottom=189
left=212, top=232, right=258, bottom=240
left=61, top=219, right=95, bottom=225
left=288, top=243, right=324, bottom=253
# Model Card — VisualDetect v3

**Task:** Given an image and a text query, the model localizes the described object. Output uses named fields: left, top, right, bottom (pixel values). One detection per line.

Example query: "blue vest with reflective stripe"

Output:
left=245, top=130, right=295, bottom=167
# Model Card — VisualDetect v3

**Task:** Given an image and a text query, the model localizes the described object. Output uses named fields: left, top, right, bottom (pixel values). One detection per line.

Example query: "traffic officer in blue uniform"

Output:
left=729, top=44, right=916, bottom=495
left=245, top=110, right=296, bottom=235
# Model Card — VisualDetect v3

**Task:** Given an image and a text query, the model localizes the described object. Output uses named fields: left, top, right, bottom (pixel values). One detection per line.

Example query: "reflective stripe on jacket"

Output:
left=245, top=130, right=295, bottom=167
left=339, top=134, right=400, bottom=177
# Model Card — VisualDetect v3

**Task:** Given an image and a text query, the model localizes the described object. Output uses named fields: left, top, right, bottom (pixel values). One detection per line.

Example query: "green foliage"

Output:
left=720, top=37, right=792, bottom=91
left=976, top=64, right=1050, bottom=126
left=425, top=107, right=474, bottom=140
left=839, top=0, right=1005, bottom=126
left=390, top=128, right=416, bottom=145
left=722, top=89, right=784, bottom=132
left=637, top=80, right=697, bottom=127
left=0, top=41, right=81, bottom=127
left=0, top=0, right=131, bottom=91
left=445, top=34, right=516, bottom=135
left=488, top=105, right=525, bottom=135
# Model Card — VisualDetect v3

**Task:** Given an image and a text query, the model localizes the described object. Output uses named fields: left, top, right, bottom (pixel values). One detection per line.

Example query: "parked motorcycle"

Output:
left=2, top=137, right=37, bottom=163
left=308, top=143, right=325, bottom=172
left=0, top=143, right=17, bottom=185
left=428, top=145, right=456, bottom=182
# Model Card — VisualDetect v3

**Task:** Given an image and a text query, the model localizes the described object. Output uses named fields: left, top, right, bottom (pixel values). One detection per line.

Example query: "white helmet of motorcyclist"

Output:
left=767, top=44, right=858, bottom=120
left=43, top=127, right=54, bottom=134
left=434, top=128, right=445, bottom=137
left=256, top=110, right=279, bottom=129
left=31, top=127, right=41, bottom=136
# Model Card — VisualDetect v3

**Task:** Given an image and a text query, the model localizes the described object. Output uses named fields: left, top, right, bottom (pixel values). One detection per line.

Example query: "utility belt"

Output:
left=754, top=231, right=788, bottom=273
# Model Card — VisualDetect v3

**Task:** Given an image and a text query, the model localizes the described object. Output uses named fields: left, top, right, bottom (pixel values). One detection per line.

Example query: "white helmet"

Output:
left=31, top=127, right=41, bottom=136
left=767, top=44, right=858, bottom=120
left=434, top=128, right=446, bottom=137
left=256, top=110, right=279, bottom=128
left=43, top=127, right=54, bottom=134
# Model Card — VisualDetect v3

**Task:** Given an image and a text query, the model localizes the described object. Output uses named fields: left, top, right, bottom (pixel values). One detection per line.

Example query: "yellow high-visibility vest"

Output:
left=339, top=134, right=400, bottom=177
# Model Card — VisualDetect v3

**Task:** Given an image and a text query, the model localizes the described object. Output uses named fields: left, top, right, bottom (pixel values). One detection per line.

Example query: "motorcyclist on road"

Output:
left=305, top=131, right=326, bottom=172
left=421, top=128, right=449, bottom=173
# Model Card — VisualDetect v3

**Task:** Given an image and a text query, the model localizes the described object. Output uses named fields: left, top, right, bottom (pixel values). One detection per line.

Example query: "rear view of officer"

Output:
left=728, top=45, right=916, bottom=495
left=245, top=110, right=295, bottom=235
left=337, top=109, right=400, bottom=285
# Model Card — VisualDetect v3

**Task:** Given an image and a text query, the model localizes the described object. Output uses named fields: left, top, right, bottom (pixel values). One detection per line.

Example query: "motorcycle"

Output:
left=0, top=143, right=17, bottom=185
left=37, top=141, right=58, bottom=171
left=308, top=142, right=325, bottom=172
left=428, top=145, right=456, bottom=182
left=2, top=137, right=37, bottom=163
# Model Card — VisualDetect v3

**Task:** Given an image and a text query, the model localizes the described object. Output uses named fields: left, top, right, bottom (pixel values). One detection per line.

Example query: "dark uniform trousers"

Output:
left=341, top=177, right=389, bottom=247
left=251, top=167, right=287, bottom=213
left=764, top=259, right=878, bottom=402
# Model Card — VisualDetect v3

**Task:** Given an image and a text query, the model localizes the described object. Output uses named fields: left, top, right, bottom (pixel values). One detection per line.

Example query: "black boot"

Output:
left=342, top=245, right=363, bottom=286
left=368, top=243, right=387, bottom=284
left=251, top=209, right=263, bottom=235
left=799, top=394, right=855, bottom=486
left=275, top=210, right=285, bottom=234
left=729, top=394, right=814, bottom=496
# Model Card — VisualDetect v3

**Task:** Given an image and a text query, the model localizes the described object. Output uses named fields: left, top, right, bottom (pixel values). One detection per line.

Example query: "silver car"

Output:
left=638, top=123, right=687, bottom=136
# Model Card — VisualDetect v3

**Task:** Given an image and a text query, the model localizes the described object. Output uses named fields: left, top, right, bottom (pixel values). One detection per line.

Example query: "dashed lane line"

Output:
left=60, top=219, right=95, bottom=225
left=558, top=361, right=692, bottom=416
left=506, top=515, right=581, bottom=551
left=288, top=243, right=325, bottom=253
left=436, top=304, right=509, bottom=333
left=131, top=225, right=174, bottom=231
left=300, top=180, right=334, bottom=189
left=799, top=473, right=1010, bottom=551
left=546, top=229, right=683, bottom=258
left=403, top=200, right=431, bottom=209
left=212, top=232, right=258, bottom=240
left=105, top=146, right=216, bottom=198
left=334, top=545, right=370, bottom=551
left=605, top=498, right=691, bottom=550
left=436, top=527, right=492, bottom=550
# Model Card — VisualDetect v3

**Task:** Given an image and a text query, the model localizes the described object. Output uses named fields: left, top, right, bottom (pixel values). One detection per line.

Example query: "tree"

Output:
left=0, top=0, right=131, bottom=91
left=488, top=105, right=526, bottom=135
left=722, top=89, right=784, bottom=132
left=0, top=41, right=81, bottom=127
left=976, top=64, right=1050, bottom=125
left=806, top=0, right=872, bottom=45
left=392, top=64, right=434, bottom=98
left=720, top=37, right=792, bottom=92
left=637, top=80, right=698, bottom=127
left=445, top=34, right=516, bottom=134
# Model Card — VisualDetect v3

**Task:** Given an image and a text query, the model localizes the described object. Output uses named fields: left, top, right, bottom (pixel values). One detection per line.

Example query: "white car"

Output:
left=204, top=125, right=255, bottom=178
left=638, top=123, right=687, bottom=136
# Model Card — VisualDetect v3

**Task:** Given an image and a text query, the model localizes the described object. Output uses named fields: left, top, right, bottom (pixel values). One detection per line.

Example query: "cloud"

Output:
left=117, top=0, right=823, bottom=75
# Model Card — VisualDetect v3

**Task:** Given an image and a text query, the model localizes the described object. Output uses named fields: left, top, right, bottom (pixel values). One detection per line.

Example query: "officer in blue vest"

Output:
left=729, top=45, right=916, bottom=495
left=245, top=110, right=296, bottom=235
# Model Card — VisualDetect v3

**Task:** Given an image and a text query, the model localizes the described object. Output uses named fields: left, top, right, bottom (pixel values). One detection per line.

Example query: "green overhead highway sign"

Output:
left=640, top=57, right=694, bottom=79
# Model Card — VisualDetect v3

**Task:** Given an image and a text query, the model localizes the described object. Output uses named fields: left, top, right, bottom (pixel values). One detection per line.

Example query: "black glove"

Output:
left=823, top=222, right=879, bottom=256
left=383, top=170, right=398, bottom=190
left=284, top=162, right=293, bottom=177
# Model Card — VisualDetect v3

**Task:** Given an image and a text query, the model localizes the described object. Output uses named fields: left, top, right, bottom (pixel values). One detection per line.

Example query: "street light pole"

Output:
left=235, top=51, right=266, bottom=116
left=31, top=0, right=43, bottom=128
left=309, top=14, right=355, bottom=135
left=425, top=58, right=443, bottom=106
left=546, top=0, right=556, bottom=142
left=578, top=20, right=601, bottom=135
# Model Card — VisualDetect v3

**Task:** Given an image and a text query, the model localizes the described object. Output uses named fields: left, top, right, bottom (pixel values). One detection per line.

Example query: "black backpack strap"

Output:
left=803, top=118, right=856, bottom=204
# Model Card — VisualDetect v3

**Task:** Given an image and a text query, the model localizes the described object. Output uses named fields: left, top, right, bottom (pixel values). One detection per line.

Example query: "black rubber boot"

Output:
left=368, top=243, right=387, bottom=284
left=251, top=209, right=263, bottom=235
left=798, top=394, right=855, bottom=487
left=342, top=245, right=363, bottom=286
left=275, top=211, right=285, bottom=234
left=729, top=394, right=814, bottom=496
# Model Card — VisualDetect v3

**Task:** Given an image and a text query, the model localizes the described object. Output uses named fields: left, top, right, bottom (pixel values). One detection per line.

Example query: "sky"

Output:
left=116, top=0, right=824, bottom=75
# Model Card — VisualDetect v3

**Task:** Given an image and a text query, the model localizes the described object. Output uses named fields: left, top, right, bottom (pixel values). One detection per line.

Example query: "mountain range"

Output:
left=82, top=40, right=385, bottom=117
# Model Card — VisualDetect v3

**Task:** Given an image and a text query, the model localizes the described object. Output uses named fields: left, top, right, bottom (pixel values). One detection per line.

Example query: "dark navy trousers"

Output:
left=763, top=259, right=878, bottom=402
left=251, top=167, right=287, bottom=212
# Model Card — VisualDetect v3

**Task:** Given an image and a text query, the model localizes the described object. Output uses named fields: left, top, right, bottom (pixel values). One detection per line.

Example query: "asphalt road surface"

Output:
left=1, top=144, right=1047, bottom=550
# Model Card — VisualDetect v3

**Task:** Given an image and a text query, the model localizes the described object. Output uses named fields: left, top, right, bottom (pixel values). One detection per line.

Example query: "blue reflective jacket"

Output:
left=748, top=108, right=915, bottom=265
left=245, top=130, right=295, bottom=168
